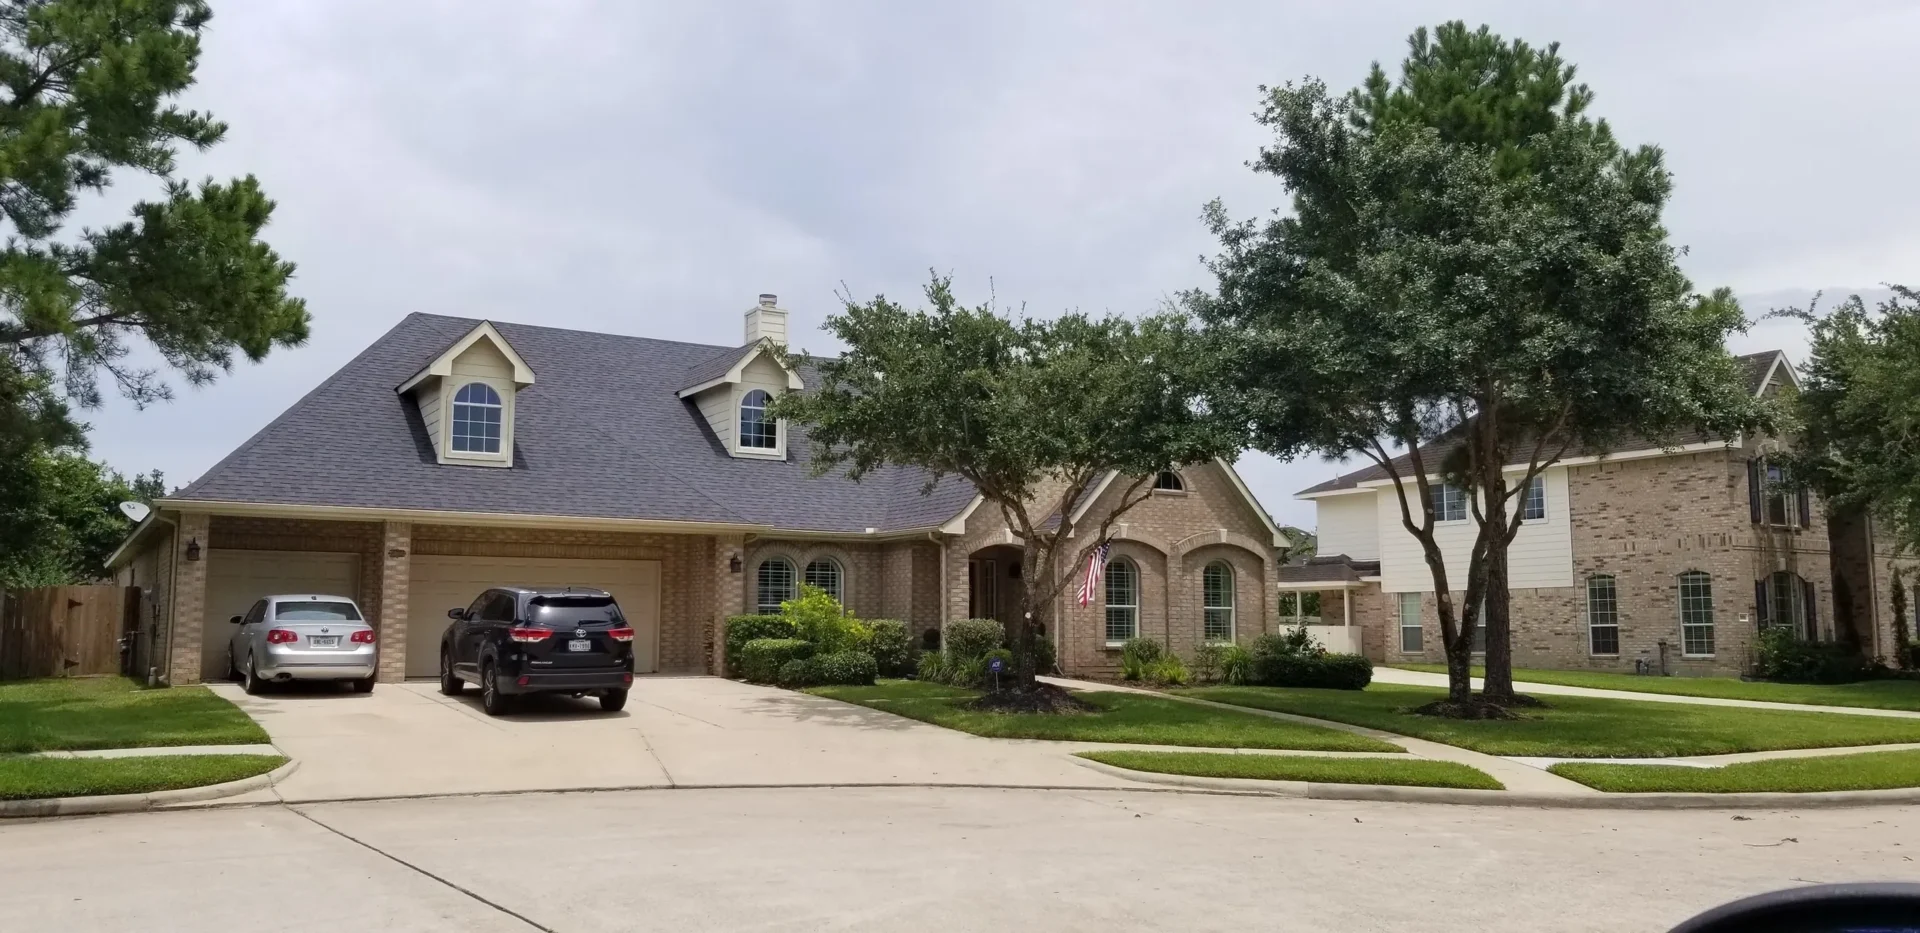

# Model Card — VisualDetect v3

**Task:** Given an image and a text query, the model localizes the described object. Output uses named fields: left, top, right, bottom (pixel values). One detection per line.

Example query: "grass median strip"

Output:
left=1178, top=684, right=1920, bottom=758
left=808, top=680, right=1400, bottom=751
left=0, top=677, right=267, bottom=753
left=1393, top=663, right=1920, bottom=712
left=1078, top=750, right=1501, bottom=789
left=1550, top=749, right=1920, bottom=793
left=0, top=754, right=285, bottom=801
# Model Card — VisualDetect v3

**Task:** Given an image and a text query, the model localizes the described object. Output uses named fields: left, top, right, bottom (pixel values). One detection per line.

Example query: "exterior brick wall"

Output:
left=1831, top=509, right=1920, bottom=664
left=167, top=512, right=211, bottom=684
left=376, top=522, right=412, bottom=681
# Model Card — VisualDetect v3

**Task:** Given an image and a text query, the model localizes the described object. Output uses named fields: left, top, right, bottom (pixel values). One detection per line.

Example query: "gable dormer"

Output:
left=677, top=294, right=805, bottom=460
left=397, top=321, right=536, bottom=468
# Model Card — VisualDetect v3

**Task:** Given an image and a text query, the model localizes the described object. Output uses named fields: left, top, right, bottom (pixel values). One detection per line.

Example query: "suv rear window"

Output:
left=529, top=596, right=625, bottom=626
left=274, top=601, right=362, bottom=621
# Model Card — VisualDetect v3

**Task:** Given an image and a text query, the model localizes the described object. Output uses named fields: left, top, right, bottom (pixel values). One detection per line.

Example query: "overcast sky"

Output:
left=73, top=0, right=1920, bottom=530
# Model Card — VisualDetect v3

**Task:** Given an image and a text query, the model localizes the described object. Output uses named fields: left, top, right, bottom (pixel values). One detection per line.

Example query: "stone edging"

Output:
left=0, top=756, right=296, bottom=820
left=1070, top=756, right=1920, bottom=809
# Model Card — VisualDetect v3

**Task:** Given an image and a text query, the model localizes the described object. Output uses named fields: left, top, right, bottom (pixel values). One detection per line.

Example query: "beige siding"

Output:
left=418, top=383, right=443, bottom=457
left=1374, top=466, right=1574, bottom=593
left=1315, top=492, right=1378, bottom=560
left=450, top=340, right=514, bottom=380
left=732, top=354, right=789, bottom=458
left=694, top=386, right=734, bottom=450
left=443, top=339, right=515, bottom=466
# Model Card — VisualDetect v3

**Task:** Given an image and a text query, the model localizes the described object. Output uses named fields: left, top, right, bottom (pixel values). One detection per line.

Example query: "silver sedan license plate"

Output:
left=309, top=635, right=339, bottom=648
left=568, top=638, right=592, bottom=652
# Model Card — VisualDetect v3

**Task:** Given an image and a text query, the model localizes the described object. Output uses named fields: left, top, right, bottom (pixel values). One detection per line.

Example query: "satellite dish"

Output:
left=118, top=501, right=151, bottom=523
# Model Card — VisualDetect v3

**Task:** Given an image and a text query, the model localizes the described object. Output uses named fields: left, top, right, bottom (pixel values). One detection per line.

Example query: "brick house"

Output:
left=107, top=296, right=1285, bottom=685
left=1282, top=351, right=1918, bottom=676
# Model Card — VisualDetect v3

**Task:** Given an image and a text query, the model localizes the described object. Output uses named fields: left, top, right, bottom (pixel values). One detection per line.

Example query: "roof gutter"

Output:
left=153, top=498, right=776, bottom=535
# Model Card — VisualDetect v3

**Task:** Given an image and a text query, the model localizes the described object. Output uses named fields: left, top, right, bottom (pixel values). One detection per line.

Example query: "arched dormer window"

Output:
left=1153, top=471, right=1185, bottom=492
left=740, top=389, right=777, bottom=450
left=451, top=382, right=503, bottom=453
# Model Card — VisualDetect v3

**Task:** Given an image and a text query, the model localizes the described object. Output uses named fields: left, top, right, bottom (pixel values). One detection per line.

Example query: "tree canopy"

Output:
left=0, top=446, right=162, bottom=587
left=1192, top=21, right=1769, bottom=705
left=775, top=274, right=1239, bottom=688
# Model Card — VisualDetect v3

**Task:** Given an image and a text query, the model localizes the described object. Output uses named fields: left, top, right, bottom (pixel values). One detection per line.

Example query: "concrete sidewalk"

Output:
left=1370, top=666, right=1920, bottom=719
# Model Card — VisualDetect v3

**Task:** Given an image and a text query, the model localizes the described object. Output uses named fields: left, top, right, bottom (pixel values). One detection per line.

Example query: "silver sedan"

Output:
left=227, top=594, right=378, bottom=694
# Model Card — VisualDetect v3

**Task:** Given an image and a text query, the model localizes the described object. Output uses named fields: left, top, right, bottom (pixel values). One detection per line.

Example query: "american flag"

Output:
left=1075, top=543, right=1112, bottom=607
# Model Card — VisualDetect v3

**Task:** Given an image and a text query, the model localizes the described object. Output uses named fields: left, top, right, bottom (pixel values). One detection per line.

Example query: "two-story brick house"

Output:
left=107, top=296, right=1286, bottom=685
left=1281, top=351, right=1915, bottom=676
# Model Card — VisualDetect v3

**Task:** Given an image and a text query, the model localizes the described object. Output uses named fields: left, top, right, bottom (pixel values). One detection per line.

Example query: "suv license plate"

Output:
left=309, top=636, right=339, bottom=648
left=568, top=639, right=592, bottom=653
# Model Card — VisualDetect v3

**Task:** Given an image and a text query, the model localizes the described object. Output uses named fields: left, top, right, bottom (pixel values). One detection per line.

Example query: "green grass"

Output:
left=1393, top=663, right=1920, bottom=712
left=1078, top=750, right=1502, bottom=789
left=0, top=754, right=285, bottom=801
left=0, top=677, right=267, bottom=753
left=1177, top=683, right=1920, bottom=758
left=1551, top=749, right=1920, bottom=793
left=807, top=680, right=1399, bottom=751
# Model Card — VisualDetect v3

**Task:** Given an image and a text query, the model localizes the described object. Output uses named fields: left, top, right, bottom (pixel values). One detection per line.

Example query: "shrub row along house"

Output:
left=107, top=296, right=1286, bottom=684
left=1284, top=351, right=1920, bottom=675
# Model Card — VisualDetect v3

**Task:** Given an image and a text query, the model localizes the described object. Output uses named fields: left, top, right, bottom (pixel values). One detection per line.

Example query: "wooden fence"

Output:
left=0, top=585, right=137, bottom=680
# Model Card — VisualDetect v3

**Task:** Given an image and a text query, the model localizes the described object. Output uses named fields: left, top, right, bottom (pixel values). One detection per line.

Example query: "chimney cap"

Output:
left=757, top=293, right=778, bottom=308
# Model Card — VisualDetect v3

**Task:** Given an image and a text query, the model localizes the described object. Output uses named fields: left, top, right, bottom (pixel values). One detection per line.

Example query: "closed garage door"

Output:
left=406, top=555, right=661, bottom=677
left=203, top=549, right=361, bottom=682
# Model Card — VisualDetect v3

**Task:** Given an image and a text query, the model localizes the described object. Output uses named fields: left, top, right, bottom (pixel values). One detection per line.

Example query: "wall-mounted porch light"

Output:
left=185, top=538, right=202, bottom=561
left=728, top=554, right=742, bottom=574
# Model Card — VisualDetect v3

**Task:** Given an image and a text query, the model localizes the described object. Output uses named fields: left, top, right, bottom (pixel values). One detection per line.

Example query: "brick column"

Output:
left=376, top=521, right=412, bottom=682
left=712, top=534, right=745, bottom=675
left=167, top=512, right=212, bottom=685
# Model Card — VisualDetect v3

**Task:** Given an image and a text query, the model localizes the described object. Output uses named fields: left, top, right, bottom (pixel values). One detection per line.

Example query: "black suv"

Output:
left=437, top=586, right=634, bottom=715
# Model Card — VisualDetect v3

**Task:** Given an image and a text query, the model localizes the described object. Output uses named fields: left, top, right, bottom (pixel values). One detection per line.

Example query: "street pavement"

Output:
left=5, top=787, right=1917, bottom=932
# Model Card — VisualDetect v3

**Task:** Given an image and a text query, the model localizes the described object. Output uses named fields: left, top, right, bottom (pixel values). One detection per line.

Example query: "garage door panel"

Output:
left=405, top=556, right=661, bottom=678
left=203, top=550, right=360, bottom=682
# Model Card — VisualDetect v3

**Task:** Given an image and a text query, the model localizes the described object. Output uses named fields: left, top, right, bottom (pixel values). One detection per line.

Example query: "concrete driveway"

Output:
left=210, top=676, right=1135, bottom=802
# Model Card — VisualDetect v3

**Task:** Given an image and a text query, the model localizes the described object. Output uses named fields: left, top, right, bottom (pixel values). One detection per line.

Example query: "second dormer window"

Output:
left=451, top=382, right=503, bottom=453
left=740, top=389, right=777, bottom=450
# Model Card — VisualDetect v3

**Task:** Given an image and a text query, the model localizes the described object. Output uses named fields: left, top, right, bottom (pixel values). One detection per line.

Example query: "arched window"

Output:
left=803, top=558, right=843, bottom=604
left=451, top=382, right=503, bottom=453
left=1202, top=561, right=1234, bottom=642
left=1104, top=557, right=1138, bottom=644
left=739, top=390, right=777, bottom=450
left=1586, top=574, right=1619, bottom=655
left=1678, top=571, right=1715, bottom=657
left=756, top=557, right=796, bottom=613
left=1153, top=471, right=1185, bottom=492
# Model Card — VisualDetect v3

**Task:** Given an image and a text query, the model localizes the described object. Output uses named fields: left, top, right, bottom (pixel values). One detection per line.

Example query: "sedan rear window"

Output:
left=274, top=601, right=363, bottom=621
left=530, top=596, right=624, bottom=626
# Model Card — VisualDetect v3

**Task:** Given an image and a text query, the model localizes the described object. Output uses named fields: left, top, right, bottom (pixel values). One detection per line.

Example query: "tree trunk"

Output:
left=1012, top=546, right=1050, bottom=691
left=1444, top=636, right=1472, bottom=701
left=1480, top=544, right=1515, bottom=700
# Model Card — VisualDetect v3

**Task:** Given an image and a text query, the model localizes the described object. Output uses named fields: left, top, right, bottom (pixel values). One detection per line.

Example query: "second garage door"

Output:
left=405, top=555, right=661, bottom=677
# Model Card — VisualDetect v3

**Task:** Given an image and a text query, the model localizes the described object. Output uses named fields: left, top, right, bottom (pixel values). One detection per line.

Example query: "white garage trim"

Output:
left=202, top=549, right=361, bottom=682
left=405, top=555, right=662, bottom=678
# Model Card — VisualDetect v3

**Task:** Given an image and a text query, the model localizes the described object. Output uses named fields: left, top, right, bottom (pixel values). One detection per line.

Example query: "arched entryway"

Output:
left=966, top=544, right=1026, bottom=628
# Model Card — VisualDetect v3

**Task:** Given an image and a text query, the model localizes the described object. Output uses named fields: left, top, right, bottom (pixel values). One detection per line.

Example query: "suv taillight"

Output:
left=350, top=630, right=376, bottom=644
left=608, top=626, right=635, bottom=643
left=266, top=629, right=298, bottom=644
left=508, top=626, right=552, bottom=643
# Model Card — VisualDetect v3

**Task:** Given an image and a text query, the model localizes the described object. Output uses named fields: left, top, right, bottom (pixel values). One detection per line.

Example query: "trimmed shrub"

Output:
left=1251, top=625, right=1325, bottom=662
left=916, top=650, right=948, bottom=683
left=1030, top=634, right=1058, bottom=676
left=777, top=657, right=819, bottom=688
left=1145, top=654, right=1189, bottom=687
left=1191, top=643, right=1224, bottom=684
left=921, top=628, right=942, bottom=652
left=1219, top=645, right=1254, bottom=685
left=945, top=618, right=1005, bottom=662
left=739, top=638, right=814, bottom=684
left=866, top=620, right=913, bottom=678
left=1251, top=651, right=1372, bottom=690
left=724, top=615, right=794, bottom=676
left=1120, top=637, right=1163, bottom=681
left=785, top=584, right=870, bottom=654
left=812, top=650, right=879, bottom=686
left=1754, top=627, right=1876, bottom=684
left=949, top=656, right=988, bottom=689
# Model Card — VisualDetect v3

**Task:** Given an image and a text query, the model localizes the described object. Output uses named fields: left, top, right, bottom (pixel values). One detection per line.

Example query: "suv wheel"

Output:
left=438, top=649, right=462, bottom=696
left=480, top=661, right=509, bottom=716
left=600, top=689, right=629, bottom=712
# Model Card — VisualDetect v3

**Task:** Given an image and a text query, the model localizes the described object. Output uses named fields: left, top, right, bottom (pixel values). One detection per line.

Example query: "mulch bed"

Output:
left=965, top=682, right=1101, bottom=715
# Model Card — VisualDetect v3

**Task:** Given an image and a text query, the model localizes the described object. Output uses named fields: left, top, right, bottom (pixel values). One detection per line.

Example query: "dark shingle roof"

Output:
left=1275, top=555, right=1379, bottom=584
left=679, top=344, right=753, bottom=394
left=172, top=313, right=977, bottom=533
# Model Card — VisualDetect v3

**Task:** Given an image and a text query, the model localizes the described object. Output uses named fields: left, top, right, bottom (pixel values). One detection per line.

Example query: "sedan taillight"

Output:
left=265, top=629, right=298, bottom=644
left=608, top=626, right=635, bottom=643
left=350, top=630, right=376, bottom=644
left=508, top=626, right=552, bottom=643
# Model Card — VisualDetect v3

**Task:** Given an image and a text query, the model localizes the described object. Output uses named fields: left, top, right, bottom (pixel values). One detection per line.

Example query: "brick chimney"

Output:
left=744, top=293, right=788, bottom=346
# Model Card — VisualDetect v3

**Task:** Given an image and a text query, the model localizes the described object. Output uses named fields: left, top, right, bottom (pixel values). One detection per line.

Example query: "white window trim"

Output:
left=732, top=386, right=787, bottom=460
left=1520, top=474, right=1547, bottom=524
left=1585, top=575, right=1620, bottom=657
left=755, top=556, right=797, bottom=614
left=1103, top=558, right=1138, bottom=647
left=1202, top=561, right=1234, bottom=644
left=1434, top=483, right=1469, bottom=524
left=803, top=557, right=844, bottom=604
left=1397, top=592, right=1422, bottom=654
left=1677, top=571, right=1716, bottom=658
left=1151, top=471, right=1188, bottom=496
left=443, top=377, right=514, bottom=466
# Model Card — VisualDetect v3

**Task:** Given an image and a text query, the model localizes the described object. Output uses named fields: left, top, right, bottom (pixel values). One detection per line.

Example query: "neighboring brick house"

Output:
left=107, top=296, right=1284, bottom=685
left=1282, top=350, right=1911, bottom=676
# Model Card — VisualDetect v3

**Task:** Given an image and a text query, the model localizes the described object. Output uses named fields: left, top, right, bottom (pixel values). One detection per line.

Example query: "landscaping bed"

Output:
left=1392, top=663, right=1920, bottom=712
left=1550, top=749, right=1920, bottom=794
left=1078, top=750, right=1501, bottom=789
left=1178, top=684, right=1920, bottom=758
left=808, top=680, right=1399, bottom=751
left=0, top=677, right=268, bottom=753
left=0, top=754, right=285, bottom=801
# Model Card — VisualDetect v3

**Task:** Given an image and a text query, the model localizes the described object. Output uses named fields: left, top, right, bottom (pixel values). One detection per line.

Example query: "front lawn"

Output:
left=1551, top=749, right=1920, bottom=793
left=1393, top=663, right=1920, bottom=712
left=808, top=680, right=1399, bottom=751
left=1178, top=684, right=1920, bottom=758
left=0, top=754, right=285, bottom=801
left=0, top=677, right=267, bottom=753
left=1078, top=750, right=1501, bottom=789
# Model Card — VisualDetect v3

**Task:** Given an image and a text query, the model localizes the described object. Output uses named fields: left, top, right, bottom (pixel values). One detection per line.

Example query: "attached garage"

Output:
left=405, top=555, right=661, bottom=677
left=202, top=549, right=361, bottom=681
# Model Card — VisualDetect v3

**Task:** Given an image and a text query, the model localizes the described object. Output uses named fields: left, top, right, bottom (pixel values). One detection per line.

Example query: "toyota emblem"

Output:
left=574, top=628, right=585, bottom=638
